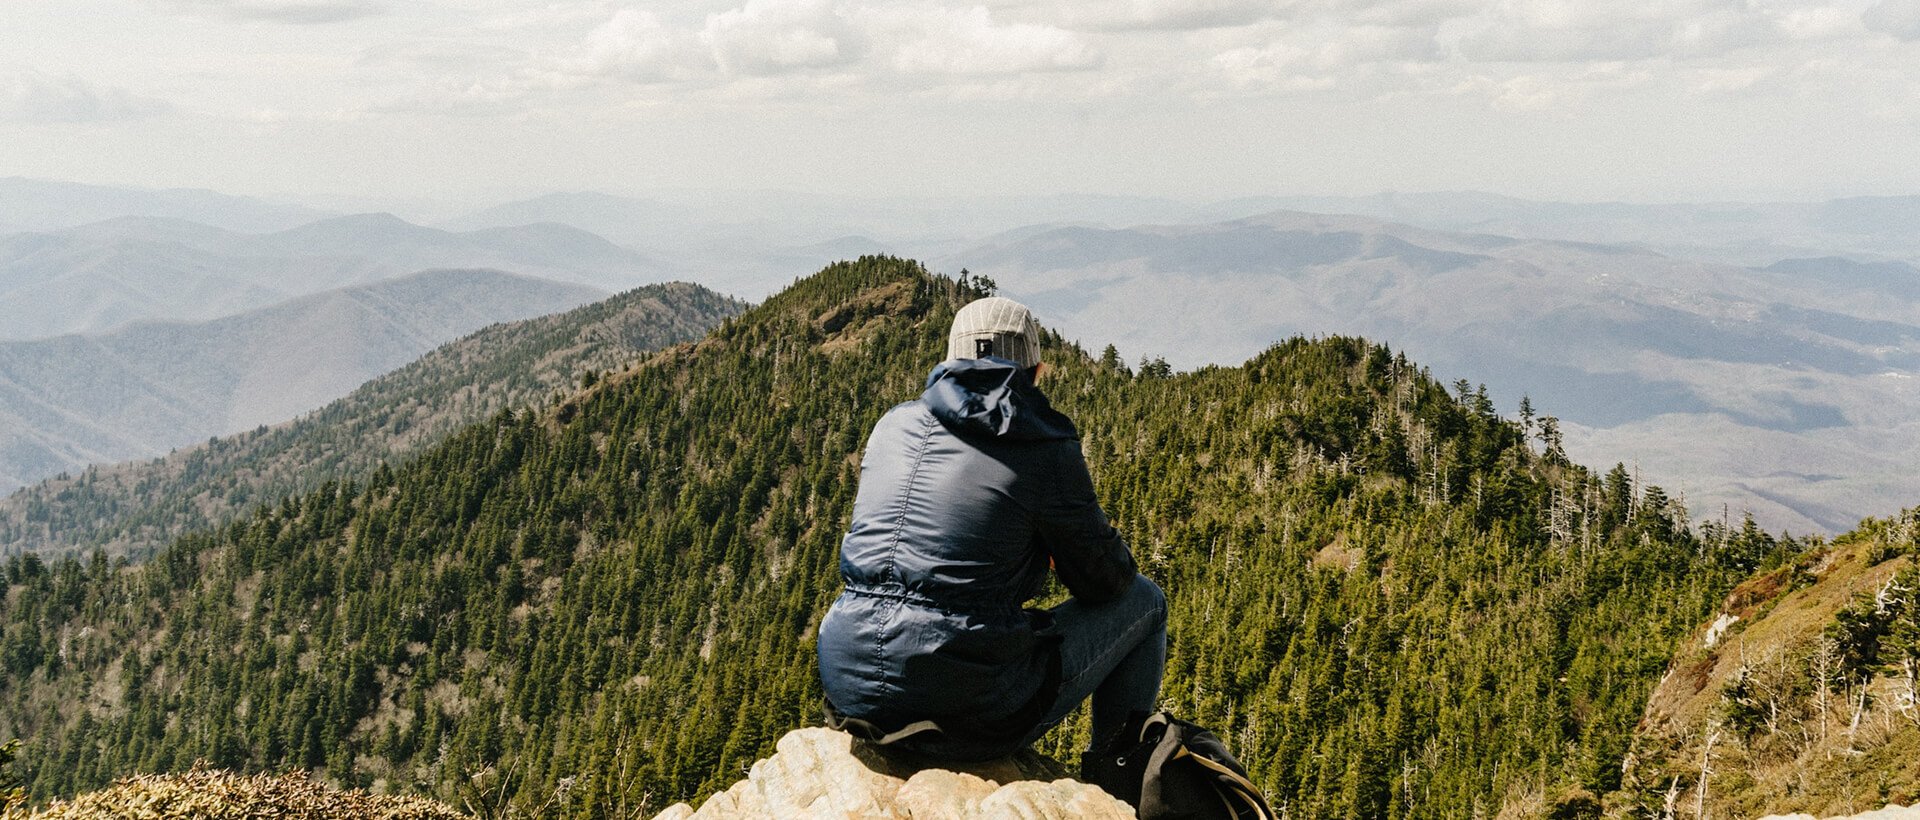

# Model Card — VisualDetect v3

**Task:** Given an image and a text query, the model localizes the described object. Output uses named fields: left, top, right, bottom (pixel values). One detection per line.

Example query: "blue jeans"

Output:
left=1024, top=573, right=1168, bottom=750
left=899, top=574, right=1167, bottom=760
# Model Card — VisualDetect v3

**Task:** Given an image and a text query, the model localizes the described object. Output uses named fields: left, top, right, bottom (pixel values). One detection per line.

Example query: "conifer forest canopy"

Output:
left=0, top=258, right=1791, bottom=817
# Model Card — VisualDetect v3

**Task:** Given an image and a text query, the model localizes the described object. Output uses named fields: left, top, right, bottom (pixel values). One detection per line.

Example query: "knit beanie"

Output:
left=947, top=296, right=1041, bottom=368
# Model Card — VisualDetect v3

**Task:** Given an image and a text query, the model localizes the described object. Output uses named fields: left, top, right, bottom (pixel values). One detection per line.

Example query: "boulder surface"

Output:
left=654, top=727, right=1134, bottom=819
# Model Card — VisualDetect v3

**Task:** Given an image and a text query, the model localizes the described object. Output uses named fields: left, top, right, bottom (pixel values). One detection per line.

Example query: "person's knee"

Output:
left=1131, top=574, right=1167, bottom=625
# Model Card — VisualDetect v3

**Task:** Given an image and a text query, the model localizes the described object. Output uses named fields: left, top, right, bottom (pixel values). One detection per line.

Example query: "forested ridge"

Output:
left=0, top=258, right=1781, bottom=817
left=0, top=282, right=743, bottom=561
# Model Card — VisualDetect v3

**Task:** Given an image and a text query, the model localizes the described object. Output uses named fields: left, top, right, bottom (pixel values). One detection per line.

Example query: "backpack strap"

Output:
left=1173, top=746, right=1278, bottom=820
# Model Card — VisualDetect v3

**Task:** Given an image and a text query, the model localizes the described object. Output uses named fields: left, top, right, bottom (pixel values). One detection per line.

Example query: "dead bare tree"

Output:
left=1810, top=636, right=1838, bottom=749
left=1695, top=722, right=1720, bottom=820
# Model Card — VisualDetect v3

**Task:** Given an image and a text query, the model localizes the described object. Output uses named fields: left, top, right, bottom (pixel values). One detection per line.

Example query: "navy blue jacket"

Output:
left=817, top=358, right=1137, bottom=737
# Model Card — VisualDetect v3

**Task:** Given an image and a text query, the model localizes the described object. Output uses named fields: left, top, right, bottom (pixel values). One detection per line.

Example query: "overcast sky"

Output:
left=5, top=0, right=1920, bottom=207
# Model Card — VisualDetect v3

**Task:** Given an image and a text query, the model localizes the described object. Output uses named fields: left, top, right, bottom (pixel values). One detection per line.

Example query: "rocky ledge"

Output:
left=654, top=727, right=1134, bottom=819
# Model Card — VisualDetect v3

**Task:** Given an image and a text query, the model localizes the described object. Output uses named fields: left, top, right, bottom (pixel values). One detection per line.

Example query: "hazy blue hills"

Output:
left=440, top=190, right=1205, bottom=297
left=16, top=176, right=1920, bottom=536
left=0, top=280, right=742, bottom=559
left=1760, top=256, right=1920, bottom=301
left=440, top=191, right=692, bottom=248
left=0, top=177, right=331, bottom=234
left=944, top=210, right=1920, bottom=533
left=0, top=268, right=607, bottom=495
left=1, top=213, right=671, bottom=340
left=1206, top=191, right=1920, bottom=265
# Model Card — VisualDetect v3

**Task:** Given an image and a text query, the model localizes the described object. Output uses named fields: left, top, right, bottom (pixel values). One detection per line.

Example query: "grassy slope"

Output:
left=1619, top=514, right=1920, bottom=817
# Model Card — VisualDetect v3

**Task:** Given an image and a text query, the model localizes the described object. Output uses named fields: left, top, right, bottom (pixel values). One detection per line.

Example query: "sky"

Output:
left=5, top=0, right=1920, bottom=208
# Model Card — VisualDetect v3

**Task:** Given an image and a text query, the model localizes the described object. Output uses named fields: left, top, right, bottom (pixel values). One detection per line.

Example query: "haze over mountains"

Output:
left=0, top=268, right=605, bottom=494
left=9, top=177, right=1920, bottom=533
left=0, top=177, right=331, bottom=235
left=0, top=281, right=742, bottom=559
left=1210, top=191, right=1920, bottom=266
left=0, top=212, right=667, bottom=339
left=942, top=211, right=1920, bottom=533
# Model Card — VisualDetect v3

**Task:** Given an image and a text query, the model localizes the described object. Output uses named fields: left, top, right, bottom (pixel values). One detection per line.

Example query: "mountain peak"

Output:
left=277, top=211, right=420, bottom=234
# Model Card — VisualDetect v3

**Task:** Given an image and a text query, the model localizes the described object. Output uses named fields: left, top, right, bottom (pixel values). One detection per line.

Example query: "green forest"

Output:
left=0, top=258, right=1796, bottom=817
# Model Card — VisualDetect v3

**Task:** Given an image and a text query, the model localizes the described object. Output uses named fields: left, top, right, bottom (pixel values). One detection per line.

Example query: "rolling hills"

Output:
left=0, top=214, right=670, bottom=340
left=0, top=281, right=743, bottom=560
left=0, top=268, right=606, bottom=495
left=943, top=211, right=1920, bottom=534
left=0, top=177, right=331, bottom=236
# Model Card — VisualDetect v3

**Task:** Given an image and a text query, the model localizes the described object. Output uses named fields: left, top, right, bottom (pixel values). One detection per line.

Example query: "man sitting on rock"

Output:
left=818, top=295, right=1167, bottom=761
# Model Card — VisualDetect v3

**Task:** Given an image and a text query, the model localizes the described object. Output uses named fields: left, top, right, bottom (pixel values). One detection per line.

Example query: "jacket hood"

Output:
left=922, top=357, right=1078, bottom=442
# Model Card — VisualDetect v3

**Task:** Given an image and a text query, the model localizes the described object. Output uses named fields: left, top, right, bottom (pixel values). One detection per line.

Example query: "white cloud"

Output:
left=161, top=0, right=386, bottom=24
left=1069, top=0, right=1287, bottom=32
left=1441, top=0, right=1783, bottom=62
left=1863, top=0, right=1920, bottom=40
left=701, top=0, right=864, bottom=76
left=1446, top=72, right=1563, bottom=110
left=1773, top=6, right=1861, bottom=41
left=478, top=3, right=620, bottom=33
left=1690, top=65, right=1773, bottom=93
left=891, top=6, right=1102, bottom=74
left=1209, top=24, right=1436, bottom=92
left=568, top=9, right=711, bottom=81
left=1436, top=61, right=1654, bottom=112
left=358, top=40, right=530, bottom=71
left=1349, top=0, right=1485, bottom=28
left=1211, top=45, right=1340, bottom=91
left=0, top=72, right=171, bottom=123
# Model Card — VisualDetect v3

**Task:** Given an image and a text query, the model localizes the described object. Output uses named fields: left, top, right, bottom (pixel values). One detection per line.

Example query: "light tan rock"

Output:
left=979, top=778, right=1137, bottom=819
left=894, top=769, right=999, bottom=818
left=653, top=727, right=1135, bottom=819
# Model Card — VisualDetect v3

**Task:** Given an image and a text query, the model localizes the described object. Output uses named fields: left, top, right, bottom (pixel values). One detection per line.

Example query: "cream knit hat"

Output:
left=947, top=296, right=1041, bottom=368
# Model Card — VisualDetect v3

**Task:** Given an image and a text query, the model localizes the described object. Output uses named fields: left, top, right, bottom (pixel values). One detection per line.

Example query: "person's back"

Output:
left=818, top=296, right=1166, bottom=762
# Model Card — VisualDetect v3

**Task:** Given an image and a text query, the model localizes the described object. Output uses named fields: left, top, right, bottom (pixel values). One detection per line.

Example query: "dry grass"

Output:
left=1311, top=532, right=1363, bottom=571
left=7, top=767, right=464, bottom=820
left=1638, top=541, right=1905, bottom=744
left=1621, top=537, right=1920, bottom=818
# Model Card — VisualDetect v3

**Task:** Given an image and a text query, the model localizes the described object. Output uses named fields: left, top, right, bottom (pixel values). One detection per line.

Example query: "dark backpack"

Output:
left=1081, top=712, right=1276, bottom=820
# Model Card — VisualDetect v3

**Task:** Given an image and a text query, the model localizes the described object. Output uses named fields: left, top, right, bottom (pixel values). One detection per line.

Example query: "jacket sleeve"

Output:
left=1036, top=441, right=1137, bottom=604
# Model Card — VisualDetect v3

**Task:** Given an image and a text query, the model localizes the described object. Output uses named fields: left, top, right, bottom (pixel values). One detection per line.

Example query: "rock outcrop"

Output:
left=654, top=728, right=1134, bottom=819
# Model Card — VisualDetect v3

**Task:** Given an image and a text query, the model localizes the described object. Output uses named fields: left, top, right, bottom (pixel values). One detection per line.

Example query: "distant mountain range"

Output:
left=1199, top=191, right=1920, bottom=266
left=438, top=190, right=1200, bottom=297
left=0, top=281, right=743, bottom=559
left=0, top=213, right=669, bottom=339
left=0, top=268, right=607, bottom=495
left=942, top=211, right=1920, bottom=533
left=12, top=176, right=1920, bottom=534
left=0, top=176, right=332, bottom=234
